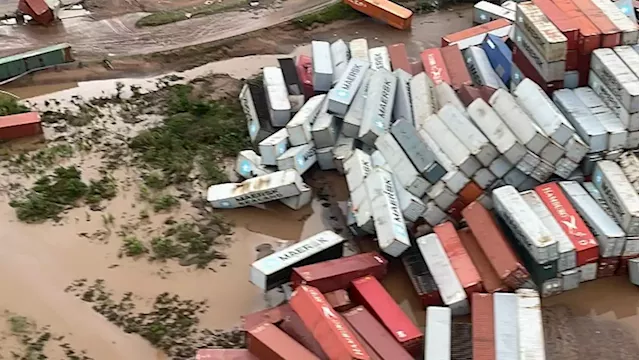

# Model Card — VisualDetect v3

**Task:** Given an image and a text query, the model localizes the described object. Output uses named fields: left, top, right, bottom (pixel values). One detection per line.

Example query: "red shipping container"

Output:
left=446, top=199, right=465, bottom=222
left=401, top=248, right=442, bottom=306
left=247, top=322, right=320, bottom=360
left=291, top=252, right=388, bottom=293
left=0, top=112, right=43, bottom=140
left=388, top=43, right=412, bottom=74
left=289, top=285, right=370, bottom=360
left=597, top=257, right=620, bottom=278
left=349, top=276, right=423, bottom=355
left=533, top=0, right=580, bottom=50
left=478, top=85, right=497, bottom=102
left=280, top=312, right=329, bottom=360
left=242, top=304, right=294, bottom=331
left=196, top=349, right=257, bottom=360
left=534, top=183, right=599, bottom=266
left=472, top=293, right=495, bottom=360
left=341, top=315, right=383, bottom=360
left=566, top=49, right=579, bottom=70
left=441, top=19, right=512, bottom=47
left=409, top=60, right=423, bottom=75
left=342, top=306, right=414, bottom=360
left=440, top=44, right=473, bottom=90
left=296, top=55, right=314, bottom=100
left=324, top=289, right=353, bottom=312
left=460, top=181, right=483, bottom=205
left=420, top=48, right=451, bottom=85
left=576, top=52, right=591, bottom=87
left=512, top=45, right=564, bottom=94
left=570, top=0, right=621, bottom=48
left=615, top=255, right=636, bottom=276
left=434, top=222, right=483, bottom=297
left=17, top=0, right=55, bottom=25
left=457, top=228, right=508, bottom=293
left=462, top=202, right=530, bottom=289
left=553, top=0, right=602, bottom=54
left=458, top=85, right=484, bottom=107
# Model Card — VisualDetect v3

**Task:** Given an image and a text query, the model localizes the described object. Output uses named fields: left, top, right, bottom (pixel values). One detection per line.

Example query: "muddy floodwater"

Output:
left=0, top=40, right=638, bottom=360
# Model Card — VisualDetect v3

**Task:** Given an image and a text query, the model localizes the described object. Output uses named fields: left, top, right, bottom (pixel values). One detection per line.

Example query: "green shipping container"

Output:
left=0, top=43, right=73, bottom=82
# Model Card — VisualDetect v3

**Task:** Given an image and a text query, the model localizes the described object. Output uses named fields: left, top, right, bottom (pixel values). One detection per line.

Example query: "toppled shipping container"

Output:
left=457, top=227, right=507, bottom=292
left=434, top=222, right=483, bottom=297
left=593, top=160, right=640, bottom=236
left=286, top=94, right=326, bottom=146
left=246, top=322, right=320, bottom=359
left=328, top=58, right=369, bottom=117
left=424, top=307, right=451, bottom=360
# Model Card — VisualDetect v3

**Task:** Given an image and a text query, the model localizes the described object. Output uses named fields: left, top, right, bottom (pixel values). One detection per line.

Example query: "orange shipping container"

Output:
left=553, top=0, right=602, bottom=54
left=420, top=48, right=451, bottom=85
left=196, top=349, right=257, bottom=360
left=472, top=293, right=495, bottom=360
left=388, top=43, right=412, bottom=73
left=247, top=322, right=320, bottom=360
left=0, top=112, right=43, bottom=140
left=457, top=228, right=508, bottom=293
left=441, top=19, right=512, bottom=47
left=343, top=0, right=413, bottom=30
left=242, top=304, right=294, bottom=331
left=440, top=45, right=473, bottom=90
left=434, top=222, right=483, bottom=297
left=570, top=0, right=621, bottom=48
left=459, top=181, right=483, bottom=205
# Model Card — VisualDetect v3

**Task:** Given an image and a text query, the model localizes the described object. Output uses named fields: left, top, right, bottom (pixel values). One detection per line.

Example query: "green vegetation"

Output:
left=129, top=84, right=249, bottom=186
left=121, top=236, right=149, bottom=257
left=8, top=315, right=31, bottom=333
left=294, top=2, right=362, bottom=28
left=143, top=172, right=167, bottom=190
left=9, top=166, right=118, bottom=222
left=136, top=0, right=247, bottom=27
left=0, top=95, right=29, bottom=116
left=152, top=194, right=180, bottom=212
left=7, top=144, right=74, bottom=174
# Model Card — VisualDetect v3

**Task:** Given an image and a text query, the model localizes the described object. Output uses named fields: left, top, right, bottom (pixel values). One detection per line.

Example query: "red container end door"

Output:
left=296, top=55, right=314, bottom=100
left=420, top=48, right=451, bottom=86
left=247, top=322, right=320, bottom=360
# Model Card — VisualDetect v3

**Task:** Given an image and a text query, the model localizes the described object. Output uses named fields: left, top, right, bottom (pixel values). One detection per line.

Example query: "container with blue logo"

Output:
left=276, top=142, right=317, bottom=175
left=481, top=34, right=512, bottom=86
left=359, top=69, right=397, bottom=145
left=259, top=128, right=289, bottom=166
left=328, top=58, right=369, bottom=117
left=236, top=150, right=272, bottom=179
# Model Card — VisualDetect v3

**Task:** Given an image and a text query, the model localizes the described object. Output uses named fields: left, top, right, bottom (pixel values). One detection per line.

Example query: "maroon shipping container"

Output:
left=324, top=289, right=353, bottom=312
left=512, top=46, right=564, bottom=94
left=18, top=0, right=55, bottom=25
left=242, top=304, right=294, bottom=331
left=462, top=202, right=530, bottom=289
left=458, top=85, right=484, bottom=107
left=553, top=0, right=602, bottom=54
left=615, top=255, right=636, bottom=276
left=533, top=0, right=580, bottom=50
left=472, top=293, right=495, bottom=360
left=401, top=247, right=442, bottom=305
left=576, top=52, right=591, bottom=87
left=342, top=306, right=414, bottom=360
left=388, top=43, right=412, bottom=74
left=446, top=199, right=466, bottom=222
left=478, top=86, right=497, bottom=102
left=247, top=322, right=320, bottom=360
left=289, top=285, right=370, bottom=360
left=597, top=257, right=620, bottom=278
left=0, top=112, right=43, bottom=140
left=566, top=50, right=578, bottom=70
left=296, top=55, right=314, bottom=100
left=342, top=315, right=383, bottom=360
left=196, top=349, right=258, bottom=360
left=291, top=252, right=388, bottom=293
left=460, top=181, right=484, bottom=206
left=440, top=45, right=473, bottom=90
left=451, top=322, right=473, bottom=360
left=279, top=312, right=329, bottom=360
left=570, top=0, right=621, bottom=48
left=350, top=276, right=423, bottom=356
left=434, top=222, right=483, bottom=297
left=409, top=60, right=423, bottom=75
left=457, top=228, right=508, bottom=293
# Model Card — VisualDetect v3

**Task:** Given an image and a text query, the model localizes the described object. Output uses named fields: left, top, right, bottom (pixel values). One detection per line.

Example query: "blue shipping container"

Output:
left=481, top=34, right=511, bottom=86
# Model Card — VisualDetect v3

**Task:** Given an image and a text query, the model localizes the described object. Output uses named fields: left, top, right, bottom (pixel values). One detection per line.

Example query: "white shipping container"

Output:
left=311, top=113, right=339, bottom=148
left=439, top=103, right=499, bottom=167
left=422, top=200, right=448, bottom=226
left=423, top=114, right=482, bottom=177
left=468, top=98, right=527, bottom=164
left=521, top=191, right=577, bottom=271
left=332, top=134, right=355, bottom=174
left=512, top=27, right=565, bottom=82
left=236, top=149, right=272, bottom=179
left=555, top=157, right=580, bottom=179
left=394, top=176, right=427, bottom=222
left=349, top=38, right=369, bottom=62
left=593, top=161, right=640, bottom=236
left=539, top=139, right=565, bottom=165
left=539, top=278, right=563, bottom=298
left=417, top=234, right=470, bottom=315
left=464, top=46, right=507, bottom=90
left=493, top=186, right=559, bottom=264
left=560, top=180, right=626, bottom=257
left=574, top=87, right=628, bottom=150
left=629, top=258, right=639, bottom=285
left=418, top=128, right=471, bottom=193
left=368, top=46, right=391, bottom=71
left=563, top=134, right=590, bottom=163
left=583, top=182, right=631, bottom=256
left=328, top=58, right=369, bottom=117
left=590, top=0, right=639, bottom=45
left=312, top=41, right=333, bottom=92
left=359, top=69, right=397, bottom=145
left=490, top=155, right=513, bottom=178
left=489, top=89, right=550, bottom=153
left=207, top=169, right=303, bottom=209
left=516, top=151, right=541, bottom=175
left=613, top=46, right=640, bottom=77
left=590, top=48, right=639, bottom=113
left=366, top=168, right=411, bottom=257
left=588, top=71, right=636, bottom=130
left=626, top=131, right=639, bottom=149
left=424, top=307, right=452, bottom=360
left=514, top=79, right=575, bottom=144
left=391, top=118, right=447, bottom=183
left=561, top=269, right=581, bottom=291
left=280, top=183, right=313, bottom=210
left=474, top=1, right=515, bottom=24
left=515, top=289, right=546, bottom=360
left=286, top=94, right=326, bottom=146
left=393, top=69, right=414, bottom=125
left=263, top=67, right=292, bottom=127
left=552, top=89, right=608, bottom=152
left=424, top=181, right=457, bottom=210
left=411, top=72, right=439, bottom=128
left=516, top=2, right=568, bottom=62
left=502, top=0, right=516, bottom=11
left=435, top=82, right=467, bottom=116
left=276, top=143, right=317, bottom=175
left=617, top=152, right=639, bottom=186
left=330, top=39, right=350, bottom=86
left=315, top=147, right=335, bottom=170
left=371, top=150, right=392, bottom=171
left=376, top=132, right=430, bottom=197
left=351, top=184, right=375, bottom=234
left=259, top=128, right=289, bottom=166
left=494, top=293, right=520, bottom=360
left=344, top=149, right=372, bottom=193
left=342, top=69, right=372, bottom=138
left=239, top=83, right=264, bottom=143
left=580, top=262, right=598, bottom=282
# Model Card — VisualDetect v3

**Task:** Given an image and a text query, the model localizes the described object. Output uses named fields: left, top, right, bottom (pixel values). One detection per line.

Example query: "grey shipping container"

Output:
left=564, top=71, right=579, bottom=89
left=474, top=168, right=498, bottom=190
left=332, top=134, right=355, bottom=174
left=376, top=132, right=430, bottom=197
left=328, top=58, right=369, bottom=117
left=515, top=289, right=547, bottom=360
left=464, top=46, right=506, bottom=90
left=552, top=89, right=608, bottom=152
left=312, top=41, right=333, bottom=92
left=590, top=48, right=639, bottom=113
left=588, top=71, right=636, bottom=130
left=613, top=46, right=639, bottom=77
left=315, top=147, right=335, bottom=170
left=561, top=268, right=581, bottom=291
left=435, top=82, right=468, bottom=116
left=423, top=114, right=481, bottom=177
left=393, top=69, right=414, bottom=125
left=342, top=69, right=372, bottom=138
left=563, top=134, right=590, bottom=163
left=359, top=69, right=397, bottom=145
left=419, top=129, right=471, bottom=194
left=539, top=139, right=565, bottom=165
left=391, top=118, right=446, bottom=183
left=489, top=155, right=513, bottom=178
left=277, top=143, right=317, bottom=175
left=286, top=94, right=326, bottom=146
left=311, top=112, right=340, bottom=148
left=592, top=161, right=639, bottom=236
left=503, top=167, right=528, bottom=187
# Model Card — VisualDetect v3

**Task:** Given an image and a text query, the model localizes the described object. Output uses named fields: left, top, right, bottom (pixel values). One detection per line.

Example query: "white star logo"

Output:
left=240, top=161, right=252, bottom=175
left=480, top=14, right=487, bottom=20
left=296, top=155, right=305, bottom=167
left=220, top=201, right=231, bottom=207
left=375, top=119, right=385, bottom=129
left=249, top=122, right=257, bottom=135
left=278, top=143, right=287, bottom=154
left=337, top=89, right=348, bottom=98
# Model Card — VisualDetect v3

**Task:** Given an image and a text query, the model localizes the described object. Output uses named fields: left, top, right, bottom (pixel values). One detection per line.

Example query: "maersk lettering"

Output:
left=341, top=63, right=363, bottom=91
left=377, top=79, right=393, bottom=118
left=383, top=178, right=404, bottom=224
left=278, top=238, right=329, bottom=262
left=374, top=53, right=384, bottom=69
left=362, top=158, right=372, bottom=177
left=521, top=38, right=544, bottom=68
left=600, top=180, right=625, bottom=218
left=523, top=20, right=544, bottom=50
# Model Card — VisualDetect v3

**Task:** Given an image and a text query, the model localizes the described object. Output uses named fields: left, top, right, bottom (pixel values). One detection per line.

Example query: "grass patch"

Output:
left=8, top=315, right=31, bottom=333
left=294, top=2, right=363, bottom=28
left=152, top=194, right=180, bottom=212
left=0, top=95, right=29, bottom=116
left=86, top=174, right=118, bottom=205
left=129, top=84, right=249, bottom=186
left=121, top=236, right=149, bottom=257
left=136, top=0, right=246, bottom=27
left=7, top=144, right=74, bottom=174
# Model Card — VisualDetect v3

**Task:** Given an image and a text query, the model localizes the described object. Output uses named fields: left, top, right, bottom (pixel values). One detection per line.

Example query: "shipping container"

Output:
left=328, top=58, right=369, bottom=117
left=344, top=149, right=372, bottom=193
left=589, top=0, right=638, bottom=45
left=359, top=69, right=396, bottom=145
left=344, top=0, right=413, bottom=30
left=473, top=168, right=497, bottom=190
left=331, top=39, right=350, bottom=87
left=588, top=71, right=635, bottom=130
left=259, top=128, right=290, bottom=166
left=515, top=289, right=546, bottom=360
left=393, top=69, right=414, bottom=125
left=196, top=349, right=258, bottom=360
left=312, top=113, right=339, bottom=148
left=493, top=293, right=520, bottom=360
left=351, top=185, right=375, bottom=235
left=435, top=82, right=467, bottom=116
left=421, top=48, right=451, bottom=85
left=441, top=45, right=473, bottom=90
left=613, top=45, right=639, bottom=77
left=573, top=87, right=627, bottom=151
left=418, top=129, right=471, bottom=194
left=472, top=293, right=495, bottom=360
left=460, top=181, right=483, bottom=205
left=512, top=45, right=564, bottom=93
left=290, top=252, right=388, bottom=293
left=590, top=48, right=639, bottom=113
left=552, top=88, right=608, bottom=152
left=242, top=304, right=294, bottom=331
left=342, top=306, right=414, bottom=360
left=388, top=43, right=412, bottom=74
left=350, top=39, right=369, bottom=62
left=423, top=114, right=482, bottom=177
left=263, top=67, right=292, bottom=127
left=343, top=69, right=372, bottom=138
left=450, top=322, right=473, bottom=360
left=434, top=222, right=483, bottom=296
left=516, top=2, right=568, bottom=62
left=240, top=83, right=273, bottom=144
left=535, top=182, right=599, bottom=266
left=281, top=181, right=312, bottom=211
left=375, top=133, right=430, bottom=197
left=616, top=152, right=639, bottom=189
left=394, top=179, right=428, bottom=222
left=560, top=268, right=581, bottom=290
left=0, top=112, right=42, bottom=140
left=597, top=257, right=620, bottom=277
left=236, top=149, right=272, bottom=179
left=424, top=307, right=451, bottom=360
left=424, top=181, right=457, bottom=210
left=552, top=0, right=602, bottom=54
left=368, top=46, right=391, bottom=72
left=324, top=289, right=352, bottom=312
left=462, top=201, right=530, bottom=288
left=571, top=0, right=621, bottom=47
left=401, top=246, right=442, bottom=305
left=441, top=103, right=499, bottom=167
left=312, top=41, right=333, bottom=92
left=417, top=234, right=470, bottom=315
left=464, top=46, right=506, bottom=90
left=441, top=19, right=513, bottom=49
left=532, top=0, right=579, bottom=50
left=473, top=1, right=515, bottom=24
left=247, top=322, right=320, bottom=359
left=628, top=258, right=639, bottom=285
left=0, top=43, right=73, bottom=82
left=289, top=285, right=370, bottom=359
left=333, top=135, right=356, bottom=174
left=512, top=27, right=566, bottom=82
left=562, top=134, right=589, bottom=163
left=410, top=72, right=438, bottom=128
left=515, top=151, right=540, bottom=176
left=286, top=94, right=325, bottom=145
left=279, top=312, right=330, bottom=359
left=277, top=143, right=317, bottom=175
left=488, top=155, right=513, bottom=179
left=296, top=55, right=315, bottom=99
left=615, top=255, right=637, bottom=276
left=503, top=167, right=528, bottom=188
left=564, top=70, right=580, bottom=89
left=422, top=199, right=450, bottom=226
left=625, top=130, right=639, bottom=149
left=250, top=231, right=345, bottom=290
left=481, top=34, right=512, bottom=85
left=279, top=58, right=303, bottom=96
left=592, top=161, right=639, bottom=235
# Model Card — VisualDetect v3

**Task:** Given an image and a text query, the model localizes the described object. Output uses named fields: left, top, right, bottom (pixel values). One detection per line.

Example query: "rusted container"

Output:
left=401, top=247, right=442, bottom=305
left=388, top=43, right=412, bottom=74
left=344, top=0, right=413, bottom=30
left=462, top=201, right=530, bottom=289
left=247, top=322, right=320, bottom=359
left=532, top=0, right=579, bottom=50
left=18, top=0, right=55, bottom=25
left=457, top=227, right=508, bottom=293
left=472, top=293, right=495, bottom=360
left=342, top=306, right=414, bottom=360
left=597, top=257, right=620, bottom=278
left=552, top=0, right=602, bottom=54
left=570, top=0, right=621, bottom=48
left=289, top=285, right=370, bottom=359
left=434, top=222, right=483, bottom=297
left=451, top=322, right=473, bottom=360
left=242, top=305, right=294, bottom=331
left=196, top=349, right=258, bottom=360
left=566, top=49, right=578, bottom=70
left=512, top=46, right=564, bottom=94
left=324, top=289, right=353, bottom=312
left=441, top=19, right=512, bottom=48
left=350, top=276, right=423, bottom=355
left=460, top=181, right=483, bottom=205
left=291, top=252, right=388, bottom=293
left=279, top=312, right=329, bottom=360
left=296, top=55, right=314, bottom=100
left=420, top=48, right=451, bottom=86
left=440, top=45, right=473, bottom=90
left=0, top=112, right=43, bottom=140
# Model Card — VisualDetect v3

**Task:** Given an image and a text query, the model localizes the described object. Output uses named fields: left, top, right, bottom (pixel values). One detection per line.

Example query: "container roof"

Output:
left=0, top=112, right=41, bottom=129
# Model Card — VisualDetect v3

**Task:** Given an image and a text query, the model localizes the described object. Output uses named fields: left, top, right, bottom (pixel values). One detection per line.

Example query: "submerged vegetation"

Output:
left=294, top=2, right=362, bottom=28
left=135, top=0, right=247, bottom=27
left=0, top=95, right=30, bottom=116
